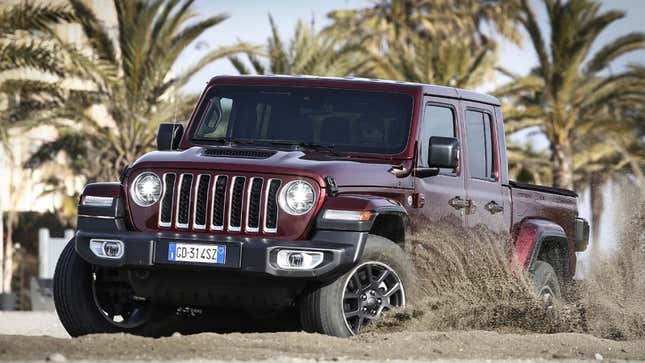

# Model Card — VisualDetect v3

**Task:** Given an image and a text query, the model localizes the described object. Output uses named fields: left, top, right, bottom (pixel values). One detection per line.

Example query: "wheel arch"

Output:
left=514, top=218, right=571, bottom=280
left=316, top=194, right=412, bottom=252
left=369, top=210, right=411, bottom=250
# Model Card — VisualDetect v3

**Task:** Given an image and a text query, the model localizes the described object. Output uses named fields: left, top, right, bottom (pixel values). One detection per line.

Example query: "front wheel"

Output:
left=53, top=240, right=166, bottom=337
left=299, top=235, right=415, bottom=337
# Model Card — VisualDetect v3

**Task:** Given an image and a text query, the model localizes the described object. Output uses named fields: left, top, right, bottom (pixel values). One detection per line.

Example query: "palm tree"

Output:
left=496, top=0, right=645, bottom=190
left=28, top=0, right=256, bottom=181
left=571, top=94, right=645, bottom=255
left=507, top=144, right=552, bottom=185
left=324, top=0, right=519, bottom=88
left=362, top=31, right=495, bottom=88
left=0, top=1, right=75, bottom=295
left=326, top=0, right=521, bottom=53
left=0, top=2, right=75, bottom=151
left=229, top=15, right=364, bottom=76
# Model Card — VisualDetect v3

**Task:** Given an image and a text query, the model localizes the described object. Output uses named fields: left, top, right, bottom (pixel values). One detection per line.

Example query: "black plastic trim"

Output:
left=575, top=217, right=590, bottom=252
left=77, top=196, right=126, bottom=219
left=74, top=228, right=367, bottom=279
left=77, top=216, right=128, bottom=233
left=157, top=123, right=184, bottom=151
left=509, top=180, right=578, bottom=198
left=527, top=231, right=570, bottom=279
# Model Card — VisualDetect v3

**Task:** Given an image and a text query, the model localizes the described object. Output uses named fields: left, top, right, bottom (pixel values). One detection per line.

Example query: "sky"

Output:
left=176, top=0, right=372, bottom=95
left=177, top=0, right=645, bottom=95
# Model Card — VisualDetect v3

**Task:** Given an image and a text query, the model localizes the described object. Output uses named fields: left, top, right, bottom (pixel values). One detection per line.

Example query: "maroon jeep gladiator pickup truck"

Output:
left=54, top=75, right=589, bottom=337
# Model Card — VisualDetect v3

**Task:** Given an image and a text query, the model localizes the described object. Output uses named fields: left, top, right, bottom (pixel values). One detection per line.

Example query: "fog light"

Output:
left=276, top=250, right=323, bottom=270
left=89, top=239, right=124, bottom=259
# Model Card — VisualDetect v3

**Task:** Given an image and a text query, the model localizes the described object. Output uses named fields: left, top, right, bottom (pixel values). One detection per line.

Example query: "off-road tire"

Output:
left=299, top=235, right=416, bottom=337
left=531, top=260, right=561, bottom=301
left=54, top=239, right=169, bottom=337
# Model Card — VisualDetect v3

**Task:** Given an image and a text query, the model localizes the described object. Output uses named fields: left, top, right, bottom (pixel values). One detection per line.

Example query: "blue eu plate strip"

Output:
left=168, top=243, right=177, bottom=261
left=217, top=245, right=226, bottom=264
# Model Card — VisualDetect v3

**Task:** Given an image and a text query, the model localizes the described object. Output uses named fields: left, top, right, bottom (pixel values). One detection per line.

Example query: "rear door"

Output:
left=461, top=101, right=506, bottom=233
left=412, top=96, right=466, bottom=226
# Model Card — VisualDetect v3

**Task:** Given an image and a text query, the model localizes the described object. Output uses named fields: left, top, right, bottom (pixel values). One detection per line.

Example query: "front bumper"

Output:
left=75, top=226, right=367, bottom=279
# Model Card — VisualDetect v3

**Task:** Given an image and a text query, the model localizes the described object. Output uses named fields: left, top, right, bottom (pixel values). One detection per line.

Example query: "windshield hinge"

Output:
left=325, top=176, right=338, bottom=197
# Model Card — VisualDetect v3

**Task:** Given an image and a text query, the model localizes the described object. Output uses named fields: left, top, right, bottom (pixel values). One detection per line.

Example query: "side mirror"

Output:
left=428, top=136, right=459, bottom=169
left=157, top=123, right=184, bottom=151
left=414, top=136, right=459, bottom=178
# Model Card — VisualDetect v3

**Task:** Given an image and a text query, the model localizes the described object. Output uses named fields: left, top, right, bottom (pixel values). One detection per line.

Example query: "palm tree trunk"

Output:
left=589, top=173, right=605, bottom=259
left=0, top=190, right=3, bottom=294
left=551, top=141, right=574, bottom=190
left=1, top=210, right=15, bottom=293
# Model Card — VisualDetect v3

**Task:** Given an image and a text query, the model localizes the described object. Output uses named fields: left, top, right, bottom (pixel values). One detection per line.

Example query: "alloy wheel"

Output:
left=341, top=261, right=405, bottom=335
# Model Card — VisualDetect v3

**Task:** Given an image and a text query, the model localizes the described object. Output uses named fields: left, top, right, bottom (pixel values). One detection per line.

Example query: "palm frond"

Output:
left=268, top=14, right=290, bottom=74
left=68, top=0, right=117, bottom=64
left=17, top=0, right=252, bottom=181
left=175, top=42, right=259, bottom=88
left=585, top=32, right=645, bottom=73
left=228, top=55, right=251, bottom=75
left=0, top=2, right=75, bottom=34
left=0, top=41, right=64, bottom=75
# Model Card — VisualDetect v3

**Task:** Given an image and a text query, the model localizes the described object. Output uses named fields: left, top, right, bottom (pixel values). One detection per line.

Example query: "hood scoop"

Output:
left=202, top=148, right=276, bottom=159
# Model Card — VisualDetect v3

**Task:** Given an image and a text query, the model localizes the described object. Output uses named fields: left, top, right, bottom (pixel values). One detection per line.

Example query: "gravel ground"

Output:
left=1, top=312, right=645, bottom=362
left=0, top=312, right=68, bottom=338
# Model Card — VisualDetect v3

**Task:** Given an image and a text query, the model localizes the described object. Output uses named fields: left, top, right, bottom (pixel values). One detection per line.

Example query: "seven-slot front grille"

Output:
left=158, top=173, right=282, bottom=233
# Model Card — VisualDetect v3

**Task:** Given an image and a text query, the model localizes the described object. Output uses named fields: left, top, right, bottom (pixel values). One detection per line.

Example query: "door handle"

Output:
left=485, top=201, right=504, bottom=214
left=448, top=196, right=471, bottom=210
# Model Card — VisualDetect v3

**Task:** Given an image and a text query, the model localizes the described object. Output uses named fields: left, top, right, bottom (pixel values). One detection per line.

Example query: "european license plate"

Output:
left=167, top=243, right=226, bottom=264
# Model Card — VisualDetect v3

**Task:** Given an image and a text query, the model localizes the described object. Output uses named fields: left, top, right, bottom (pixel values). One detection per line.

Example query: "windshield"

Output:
left=191, top=86, right=413, bottom=155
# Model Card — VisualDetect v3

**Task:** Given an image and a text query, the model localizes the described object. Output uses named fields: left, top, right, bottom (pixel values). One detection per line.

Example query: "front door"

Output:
left=412, top=97, right=467, bottom=227
left=461, top=101, right=506, bottom=233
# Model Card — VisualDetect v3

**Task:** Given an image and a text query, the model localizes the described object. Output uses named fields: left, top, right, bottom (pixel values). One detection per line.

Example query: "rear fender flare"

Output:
left=514, top=218, right=569, bottom=273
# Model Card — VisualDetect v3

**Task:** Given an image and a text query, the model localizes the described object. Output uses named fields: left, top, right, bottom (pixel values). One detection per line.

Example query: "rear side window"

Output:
left=465, top=110, right=495, bottom=180
left=420, top=104, right=456, bottom=173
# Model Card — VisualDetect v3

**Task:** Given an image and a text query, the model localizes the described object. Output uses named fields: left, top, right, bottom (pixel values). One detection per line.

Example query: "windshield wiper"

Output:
left=270, top=140, right=343, bottom=156
left=300, top=142, right=342, bottom=156
left=208, top=137, right=256, bottom=146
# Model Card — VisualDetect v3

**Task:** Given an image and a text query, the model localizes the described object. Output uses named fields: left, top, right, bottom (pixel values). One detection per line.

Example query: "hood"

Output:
left=130, top=146, right=414, bottom=189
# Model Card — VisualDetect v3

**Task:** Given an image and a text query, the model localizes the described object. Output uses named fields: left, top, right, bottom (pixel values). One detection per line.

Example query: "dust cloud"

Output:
left=372, top=211, right=645, bottom=340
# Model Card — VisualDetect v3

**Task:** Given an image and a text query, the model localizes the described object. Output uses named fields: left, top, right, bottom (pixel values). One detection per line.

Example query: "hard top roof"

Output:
left=208, top=74, right=501, bottom=106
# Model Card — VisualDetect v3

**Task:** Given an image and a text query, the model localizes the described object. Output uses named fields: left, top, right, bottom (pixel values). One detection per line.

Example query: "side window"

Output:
left=465, top=110, right=495, bottom=180
left=420, top=104, right=456, bottom=173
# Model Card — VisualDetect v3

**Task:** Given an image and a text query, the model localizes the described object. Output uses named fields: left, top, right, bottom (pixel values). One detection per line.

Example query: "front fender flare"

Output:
left=315, top=194, right=409, bottom=229
left=315, top=194, right=412, bottom=255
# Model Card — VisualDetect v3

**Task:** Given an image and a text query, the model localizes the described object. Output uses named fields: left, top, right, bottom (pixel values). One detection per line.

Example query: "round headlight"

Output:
left=280, top=180, right=316, bottom=215
left=130, top=172, right=162, bottom=207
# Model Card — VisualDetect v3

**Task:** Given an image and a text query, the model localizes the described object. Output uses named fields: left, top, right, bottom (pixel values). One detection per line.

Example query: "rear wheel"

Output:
left=531, top=260, right=561, bottom=308
left=54, top=240, right=168, bottom=337
left=299, top=235, right=415, bottom=337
